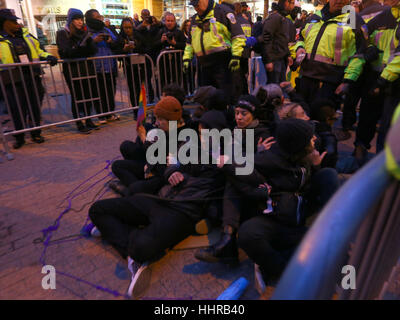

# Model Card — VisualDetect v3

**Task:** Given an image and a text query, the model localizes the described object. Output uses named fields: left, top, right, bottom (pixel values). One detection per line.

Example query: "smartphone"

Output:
left=99, top=33, right=111, bottom=40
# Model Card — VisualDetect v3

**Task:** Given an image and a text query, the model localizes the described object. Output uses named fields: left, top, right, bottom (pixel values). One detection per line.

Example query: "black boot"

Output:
left=13, top=136, right=25, bottom=149
left=194, top=226, right=239, bottom=265
left=76, top=121, right=91, bottom=134
left=86, top=118, right=100, bottom=130
left=109, top=180, right=129, bottom=197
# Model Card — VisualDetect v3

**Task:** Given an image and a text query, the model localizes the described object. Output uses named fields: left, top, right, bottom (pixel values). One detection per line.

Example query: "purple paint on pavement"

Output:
left=38, top=157, right=131, bottom=299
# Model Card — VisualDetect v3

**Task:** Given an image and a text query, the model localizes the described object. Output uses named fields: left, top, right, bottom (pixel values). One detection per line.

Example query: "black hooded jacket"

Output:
left=56, top=27, right=98, bottom=78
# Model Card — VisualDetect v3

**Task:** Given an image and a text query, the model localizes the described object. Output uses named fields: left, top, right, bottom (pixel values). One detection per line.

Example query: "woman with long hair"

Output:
left=118, top=18, right=144, bottom=116
left=180, top=19, right=191, bottom=39
left=56, top=8, right=99, bottom=133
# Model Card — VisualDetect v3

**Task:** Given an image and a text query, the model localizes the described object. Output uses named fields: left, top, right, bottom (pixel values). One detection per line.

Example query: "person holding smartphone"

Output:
left=118, top=18, right=144, bottom=113
left=85, top=9, right=120, bottom=123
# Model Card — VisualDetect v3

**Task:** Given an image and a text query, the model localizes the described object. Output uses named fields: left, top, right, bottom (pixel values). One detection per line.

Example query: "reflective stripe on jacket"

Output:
left=295, top=5, right=367, bottom=84
left=183, top=2, right=246, bottom=62
left=367, top=7, right=400, bottom=73
left=0, top=28, right=50, bottom=65
left=385, top=103, right=400, bottom=180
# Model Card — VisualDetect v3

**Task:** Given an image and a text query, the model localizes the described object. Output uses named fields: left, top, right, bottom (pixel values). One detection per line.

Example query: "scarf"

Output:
left=86, top=18, right=105, bottom=31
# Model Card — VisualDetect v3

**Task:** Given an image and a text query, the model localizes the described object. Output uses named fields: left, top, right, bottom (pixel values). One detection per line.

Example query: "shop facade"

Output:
left=6, top=0, right=316, bottom=46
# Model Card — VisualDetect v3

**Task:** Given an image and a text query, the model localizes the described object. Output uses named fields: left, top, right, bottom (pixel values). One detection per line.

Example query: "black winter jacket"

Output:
left=260, top=9, right=295, bottom=64
left=56, top=28, right=98, bottom=78
left=157, top=26, right=187, bottom=51
left=223, top=143, right=312, bottom=226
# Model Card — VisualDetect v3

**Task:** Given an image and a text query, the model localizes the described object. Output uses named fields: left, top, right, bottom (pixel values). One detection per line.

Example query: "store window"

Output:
left=163, top=0, right=195, bottom=26
left=17, top=0, right=133, bottom=45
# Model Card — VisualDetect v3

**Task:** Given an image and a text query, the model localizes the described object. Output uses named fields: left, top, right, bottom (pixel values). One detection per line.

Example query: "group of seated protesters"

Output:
left=87, top=82, right=340, bottom=298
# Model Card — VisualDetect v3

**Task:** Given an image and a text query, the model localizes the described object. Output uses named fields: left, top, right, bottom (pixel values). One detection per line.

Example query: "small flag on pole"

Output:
left=136, top=83, right=147, bottom=129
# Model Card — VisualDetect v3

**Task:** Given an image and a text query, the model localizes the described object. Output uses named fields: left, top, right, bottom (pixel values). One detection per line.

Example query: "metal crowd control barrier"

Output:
left=272, top=151, right=395, bottom=300
left=0, top=53, right=157, bottom=158
left=156, top=49, right=198, bottom=98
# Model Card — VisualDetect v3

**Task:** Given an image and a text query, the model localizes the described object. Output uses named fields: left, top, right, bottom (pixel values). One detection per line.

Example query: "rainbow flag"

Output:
left=136, top=83, right=147, bottom=129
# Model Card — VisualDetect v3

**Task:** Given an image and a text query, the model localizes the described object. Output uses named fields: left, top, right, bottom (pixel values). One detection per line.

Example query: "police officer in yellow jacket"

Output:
left=183, top=0, right=246, bottom=101
left=222, top=0, right=251, bottom=98
left=353, top=3, right=400, bottom=165
left=340, top=0, right=388, bottom=140
left=294, top=0, right=368, bottom=115
left=369, top=3, right=400, bottom=154
left=0, top=9, right=58, bottom=149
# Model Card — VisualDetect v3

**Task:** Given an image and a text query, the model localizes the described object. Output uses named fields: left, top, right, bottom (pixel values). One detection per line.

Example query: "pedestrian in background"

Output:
left=57, top=8, right=99, bottom=133
left=85, top=9, right=120, bottom=123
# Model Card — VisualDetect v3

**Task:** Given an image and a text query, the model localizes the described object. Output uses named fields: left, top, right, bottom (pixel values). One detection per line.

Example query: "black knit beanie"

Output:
left=276, top=118, right=315, bottom=155
left=235, top=95, right=260, bottom=115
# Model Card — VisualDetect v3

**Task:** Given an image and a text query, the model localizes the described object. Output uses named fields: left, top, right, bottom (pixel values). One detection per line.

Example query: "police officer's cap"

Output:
left=189, top=0, right=200, bottom=7
left=0, top=9, right=20, bottom=21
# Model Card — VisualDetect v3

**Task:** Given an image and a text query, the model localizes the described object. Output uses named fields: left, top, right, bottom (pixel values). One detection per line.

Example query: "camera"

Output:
left=144, top=16, right=153, bottom=24
left=166, top=32, right=174, bottom=40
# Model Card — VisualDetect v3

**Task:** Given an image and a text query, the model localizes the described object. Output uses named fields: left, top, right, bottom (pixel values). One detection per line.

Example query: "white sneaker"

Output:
left=90, top=226, right=101, bottom=238
left=254, top=263, right=266, bottom=295
left=126, top=257, right=151, bottom=299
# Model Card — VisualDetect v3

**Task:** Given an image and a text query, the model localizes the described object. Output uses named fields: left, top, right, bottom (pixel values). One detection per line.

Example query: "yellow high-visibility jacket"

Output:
left=0, top=28, right=51, bottom=65
left=366, top=7, right=400, bottom=75
left=183, top=2, right=246, bottom=63
left=294, top=5, right=367, bottom=84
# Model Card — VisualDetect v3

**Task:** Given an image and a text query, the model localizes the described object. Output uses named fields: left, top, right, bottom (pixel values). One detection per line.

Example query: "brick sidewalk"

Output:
left=0, top=115, right=266, bottom=300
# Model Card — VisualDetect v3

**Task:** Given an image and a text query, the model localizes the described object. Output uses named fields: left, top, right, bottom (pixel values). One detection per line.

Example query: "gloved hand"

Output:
left=46, top=55, right=58, bottom=66
left=335, top=83, right=350, bottom=97
left=229, top=58, right=240, bottom=72
left=364, top=45, right=383, bottom=63
left=369, top=77, right=388, bottom=96
left=183, top=59, right=190, bottom=73
left=245, top=36, right=257, bottom=48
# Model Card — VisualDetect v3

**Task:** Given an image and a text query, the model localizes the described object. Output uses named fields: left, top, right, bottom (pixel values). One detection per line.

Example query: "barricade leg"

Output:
left=0, top=120, right=14, bottom=161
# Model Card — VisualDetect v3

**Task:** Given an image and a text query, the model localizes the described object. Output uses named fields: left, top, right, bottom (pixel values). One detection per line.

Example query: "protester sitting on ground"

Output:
left=161, top=83, right=193, bottom=129
left=276, top=102, right=310, bottom=121
left=57, top=8, right=99, bottom=134
left=254, top=84, right=285, bottom=132
left=85, top=9, right=120, bottom=123
left=310, top=99, right=339, bottom=168
left=109, top=96, right=185, bottom=197
left=277, top=100, right=338, bottom=168
left=254, top=82, right=311, bottom=131
left=192, top=88, right=235, bottom=130
left=89, top=107, right=226, bottom=298
left=194, top=95, right=275, bottom=265
left=224, top=118, right=339, bottom=293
